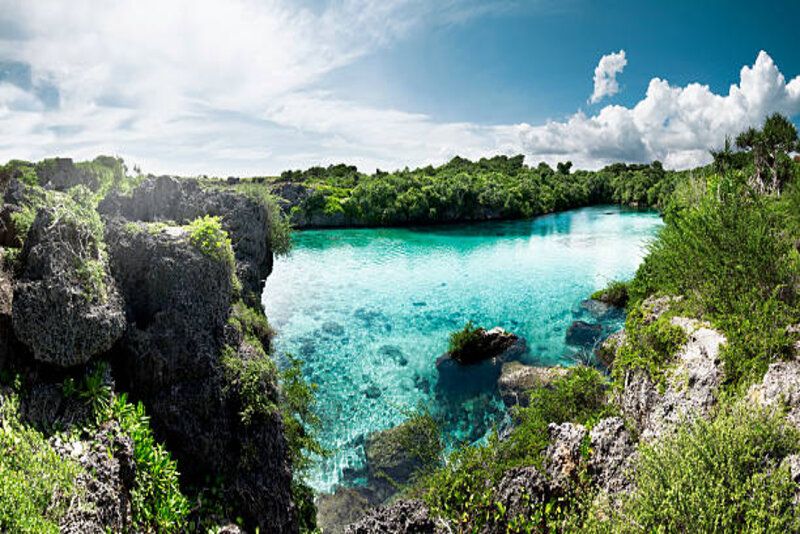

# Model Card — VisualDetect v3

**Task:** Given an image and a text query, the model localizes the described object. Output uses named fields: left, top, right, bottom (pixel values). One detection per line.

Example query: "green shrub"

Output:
left=232, top=182, right=293, bottom=256
left=229, top=301, right=275, bottom=351
left=448, top=320, right=483, bottom=355
left=0, top=394, right=81, bottom=533
left=590, top=280, right=629, bottom=308
left=593, top=404, right=800, bottom=532
left=612, top=307, right=687, bottom=385
left=108, top=394, right=190, bottom=532
left=221, top=346, right=279, bottom=427
left=187, top=215, right=235, bottom=264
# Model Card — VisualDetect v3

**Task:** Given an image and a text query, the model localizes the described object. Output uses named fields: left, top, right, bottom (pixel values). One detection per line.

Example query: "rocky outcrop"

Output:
left=57, top=422, right=135, bottom=533
left=105, top=220, right=295, bottom=532
left=436, top=327, right=526, bottom=394
left=588, top=417, right=635, bottom=494
left=618, top=317, right=726, bottom=441
left=344, top=500, right=444, bottom=534
left=497, top=362, right=567, bottom=408
left=100, top=176, right=273, bottom=304
left=565, top=320, right=603, bottom=347
left=748, top=358, right=800, bottom=428
left=491, top=466, right=551, bottom=523
left=544, top=422, right=587, bottom=494
left=13, top=207, right=125, bottom=366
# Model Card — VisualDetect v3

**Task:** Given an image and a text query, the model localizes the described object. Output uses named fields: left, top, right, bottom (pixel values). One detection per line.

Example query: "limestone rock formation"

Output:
left=748, top=358, right=800, bottom=428
left=105, top=220, right=295, bottom=532
left=618, top=317, right=726, bottom=441
left=13, top=207, right=125, bottom=366
left=497, top=362, right=567, bottom=408
left=100, top=175, right=273, bottom=304
left=588, top=417, right=636, bottom=494
left=595, top=329, right=625, bottom=368
left=544, top=422, right=587, bottom=494
left=345, top=500, right=444, bottom=534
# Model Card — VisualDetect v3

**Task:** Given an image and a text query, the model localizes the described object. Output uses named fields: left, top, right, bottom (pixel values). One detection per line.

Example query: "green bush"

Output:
left=448, top=320, right=483, bottom=355
left=590, top=280, right=629, bottom=308
left=187, top=215, right=235, bottom=264
left=221, top=346, right=279, bottom=427
left=0, top=394, right=81, bottom=533
left=593, top=404, right=800, bottom=532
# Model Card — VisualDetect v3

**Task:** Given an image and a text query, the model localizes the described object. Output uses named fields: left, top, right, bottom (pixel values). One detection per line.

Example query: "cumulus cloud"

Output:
left=511, top=51, right=800, bottom=169
left=0, top=1, right=798, bottom=174
left=590, top=50, right=627, bottom=104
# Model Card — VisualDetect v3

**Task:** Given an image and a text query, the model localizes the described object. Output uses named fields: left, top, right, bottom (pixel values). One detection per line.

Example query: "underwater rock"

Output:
left=436, top=327, right=526, bottom=395
left=316, top=487, right=374, bottom=534
left=580, top=298, right=614, bottom=319
left=345, top=499, right=444, bottom=534
left=322, top=321, right=346, bottom=337
left=364, top=384, right=382, bottom=400
left=379, top=345, right=408, bottom=366
left=565, top=320, right=603, bottom=348
left=497, top=362, right=568, bottom=408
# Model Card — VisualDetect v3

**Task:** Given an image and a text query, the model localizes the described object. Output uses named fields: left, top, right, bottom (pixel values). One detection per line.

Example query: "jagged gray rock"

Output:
left=748, top=358, right=800, bottom=428
left=544, top=422, right=587, bottom=494
left=345, top=499, right=444, bottom=534
left=588, top=417, right=635, bottom=494
left=595, top=329, right=625, bottom=368
left=106, top=220, right=295, bottom=532
left=100, top=175, right=273, bottom=304
left=491, top=466, right=550, bottom=523
left=316, top=487, right=374, bottom=534
left=57, top=421, right=135, bottom=533
left=618, top=317, right=726, bottom=441
left=13, top=207, right=125, bottom=366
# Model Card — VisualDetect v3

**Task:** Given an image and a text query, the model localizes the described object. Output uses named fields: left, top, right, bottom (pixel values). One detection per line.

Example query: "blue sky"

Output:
left=0, top=0, right=798, bottom=175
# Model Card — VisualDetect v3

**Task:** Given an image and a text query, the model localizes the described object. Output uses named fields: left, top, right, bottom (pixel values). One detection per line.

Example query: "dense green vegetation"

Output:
left=0, top=392, right=81, bottom=533
left=591, top=404, right=800, bottom=532
left=275, top=155, right=695, bottom=226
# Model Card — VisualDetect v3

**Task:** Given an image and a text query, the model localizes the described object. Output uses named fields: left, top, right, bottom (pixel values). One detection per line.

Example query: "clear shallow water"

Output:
left=262, top=206, right=662, bottom=492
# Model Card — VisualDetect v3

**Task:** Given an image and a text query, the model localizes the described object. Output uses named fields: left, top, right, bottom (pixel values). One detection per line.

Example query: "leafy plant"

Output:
left=448, top=320, right=484, bottom=355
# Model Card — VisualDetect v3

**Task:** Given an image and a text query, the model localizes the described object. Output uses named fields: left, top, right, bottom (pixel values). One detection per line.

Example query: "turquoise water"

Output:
left=262, top=206, right=662, bottom=492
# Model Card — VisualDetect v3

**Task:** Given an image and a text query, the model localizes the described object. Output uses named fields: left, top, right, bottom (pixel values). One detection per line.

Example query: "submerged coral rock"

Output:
left=497, top=362, right=567, bottom=408
left=316, top=487, right=374, bottom=534
left=364, top=419, right=432, bottom=502
left=13, top=208, right=125, bottom=366
left=345, top=499, right=443, bottom=534
left=565, top=320, right=603, bottom=347
left=588, top=417, right=635, bottom=494
left=595, top=329, right=626, bottom=368
left=618, top=317, right=726, bottom=441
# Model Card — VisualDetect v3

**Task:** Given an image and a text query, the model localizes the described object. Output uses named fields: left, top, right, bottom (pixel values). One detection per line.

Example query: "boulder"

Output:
left=588, top=417, right=636, bottom=494
left=543, top=422, right=587, bottom=494
left=595, top=330, right=626, bottom=368
left=618, top=317, right=726, bottom=441
left=580, top=298, right=614, bottom=320
left=345, top=499, right=444, bottom=534
left=364, top=418, right=436, bottom=502
left=12, top=207, right=125, bottom=366
left=497, top=362, right=567, bottom=408
left=565, top=321, right=603, bottom=348
left=436, top=327, right=526, bottom=394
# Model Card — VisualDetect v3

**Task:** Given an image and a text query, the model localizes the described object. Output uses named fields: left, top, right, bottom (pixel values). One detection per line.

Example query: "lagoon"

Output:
left=262, top=205, right=662, bottom=492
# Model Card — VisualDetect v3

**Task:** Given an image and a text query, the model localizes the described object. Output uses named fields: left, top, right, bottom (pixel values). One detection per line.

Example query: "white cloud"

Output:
left=0, top=1, right=798, bottom=175
left=511, top=51, right=800, bottom=169
left=589, top=50, right=627, bottom=104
